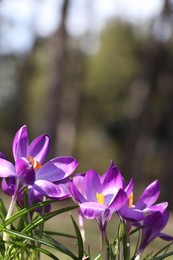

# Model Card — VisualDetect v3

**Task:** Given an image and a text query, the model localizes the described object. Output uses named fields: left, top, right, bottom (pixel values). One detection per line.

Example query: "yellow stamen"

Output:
left=129, top=192, right=133, bottom=208
left=29, top=156, right=42, bottom=171
left=34, top=161, right=42, bottom=171
left=96, top=193, right=105, bottom=205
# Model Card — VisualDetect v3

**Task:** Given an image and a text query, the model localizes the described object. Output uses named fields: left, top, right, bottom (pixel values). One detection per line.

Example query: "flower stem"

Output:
left=101, top=229, right=107, bottom=260
left=134, top=254, right=140, bottom=260
left=78, top=209, right=86, bottom=248
left=35, top=196, right=47, bottom=259
left=3, top=188, right=19, bottom=242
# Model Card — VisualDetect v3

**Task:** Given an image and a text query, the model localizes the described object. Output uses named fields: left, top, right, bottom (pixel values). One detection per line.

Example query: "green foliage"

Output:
left=85, top=21, right=140, bottom=123
left=0, top=198, right=79, bottom=259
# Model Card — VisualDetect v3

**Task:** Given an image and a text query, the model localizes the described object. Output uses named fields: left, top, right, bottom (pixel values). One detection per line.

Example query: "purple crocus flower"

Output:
left=119, top=180, right=168, bottom=225
left=0, top=125, right=78, bottom=199
left=70, top=162, right=131, bottom=232
left=136, top=211, right=173, bottom=257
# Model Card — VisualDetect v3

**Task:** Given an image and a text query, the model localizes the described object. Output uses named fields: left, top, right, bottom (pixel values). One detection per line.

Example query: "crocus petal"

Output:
left=103, top=166, right=124, bottom=195
left=73, top=174, right=85, bottom=195
left=34, top=180, right=69, bottom=199
left=0, top=158, right=16, bottom=177
left=0, top=152, right=7, bottom=160
left=15, top=158, right=35, bottom=185
left=100, top=160, right=115, bottom=183
left=124, top=178, right=134, bottom=197
left=28, top=134, right=50, bottom=164
left=84, top=170, right=102, bottom=202
left=145, top=202, right=168, bottom=214
left=80, top=202, right=107, bottom=219
left=69, top=179, right=86, bottom=203
left=136, top=180, right=160, bottom=209
left=109, top=189, right=128, bottom=212
left=144, top=211, right=169, bottom=232
left=27, top=187, right=51, bottom=213
left=28, top=187, right=42, bottom=205
left=36, top=157, right=78, bottom=182
left=139, top=211, right=170, bottom=253
left=13, top=125, right=28, bottom=161
left=119, top=207, right=145, bottom=222
left=1, top=177, right=16, bottom=196
left=158, top=233, right=173, bottom=241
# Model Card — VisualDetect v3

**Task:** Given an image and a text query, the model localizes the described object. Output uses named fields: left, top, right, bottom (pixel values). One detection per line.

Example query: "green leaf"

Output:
left=5, top=240, right=60, bottom=260
left=44, top=230, right=76, bottom=239
left=120, top=220, right=129, bottom=260
left=21, top=205, right=78, bottom=234
left=153, top=242, right=173, bottom=258
left=129, top=226, right=143, bottom=236
left=0, top=198, right=7, bottom=221
left=42, top=232, right=78, bottom=260
left=131, top=227, right=141, bottom=260
left=152, top=251, right=173, bottom=260
left=0, top=236, right=5, bottom=257
left=3, top=228, right=78, bottom=259
left=3, top=200, right=57, bottom=227
left=94, top=254, right=101, bottom=260
left=70, top=214, right=84, bottom=259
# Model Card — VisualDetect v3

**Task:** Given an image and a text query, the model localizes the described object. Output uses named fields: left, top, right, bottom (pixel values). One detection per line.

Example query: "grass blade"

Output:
left=22, top=205, right=78, bottom=234
left=3, top=200, right=57, bottom=227
left=70, top=214, right=84, bottom=259
left=3, top=228, right=78, bottom=259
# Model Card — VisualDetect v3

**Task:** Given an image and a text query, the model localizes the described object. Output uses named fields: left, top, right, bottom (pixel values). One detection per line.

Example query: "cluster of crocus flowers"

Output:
left=69, top=161, right=173, bottom=258
left=118, top=179, right=173, bottom=258
left=0, top=125, right=172, bottom=259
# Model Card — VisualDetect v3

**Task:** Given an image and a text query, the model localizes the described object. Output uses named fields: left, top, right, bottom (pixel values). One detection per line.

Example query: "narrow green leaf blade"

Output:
left=0, top=198, right=7, bottom=221
left=43, top=232, right=78, bottom=260
left=70, top=214, right=84, bottom=259
left=6, top=240, right=60, bottom=260
left=3, top=228, right=77, bottom=259
left=22, top=205, right=78, bottom=234
left=44, top=230, right=76, bottom=239
left=3, top=200, right=57, bottom=227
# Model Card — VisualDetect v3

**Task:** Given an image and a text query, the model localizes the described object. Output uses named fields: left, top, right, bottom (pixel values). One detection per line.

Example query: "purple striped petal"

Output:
left=13, top=125, right=28, bottom=161
left=73, top=174, right=85, bottom=195
left=0, top=152, right=7, bottom=160
left=69, top=179, right=86, bottom=203
left=138, top=211, right=170, bottom=254
left=119, top=207, right=145, bottom=222
left=28, top=134, right=50, bottom=164
left=1, top=177, right=16, bottom=196
left=15, top=158, right=35, bottom=185
left=84, top=170, right=102, bottom=202
left=80, top=202, right=107, bottom=219
left=27, top=187, right=51, bottom=213
left=100, top=160, right=115, bottom=183
left=124, top=178, right=134, bottom=197
left=34, top=180, right=69, bottom=199
left=145, top=202, right=168, bottom=214
left=136, top=180, right=160, bottom=209
left=36, top=157, right=78, bottom=182
left=103, top=167, right=124, bottom=195
left=159, top=233, right=173, bottom=241
left=0, top=158, right=16, bottom=177
left=109, top=189, right=128, bottom=212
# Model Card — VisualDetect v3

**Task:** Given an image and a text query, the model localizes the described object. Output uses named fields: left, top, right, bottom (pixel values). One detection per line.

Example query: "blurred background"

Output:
left=0, top=0, right=173, bottom=209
